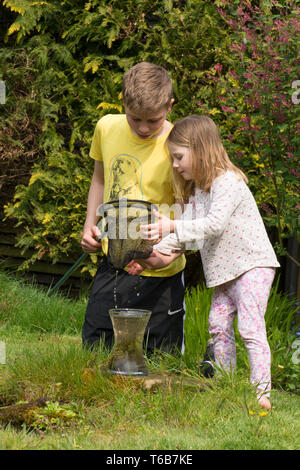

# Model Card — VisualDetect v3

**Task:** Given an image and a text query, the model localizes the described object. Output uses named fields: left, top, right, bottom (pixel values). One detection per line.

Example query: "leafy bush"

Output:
left=1, top=0, right=229, bottom=276
left=1, top=0, right=299, bottom=278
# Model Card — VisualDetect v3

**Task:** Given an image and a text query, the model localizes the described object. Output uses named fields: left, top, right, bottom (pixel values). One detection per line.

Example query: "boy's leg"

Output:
left=225, top=268, right=275, bottom=398
left=82, top=257, right=185, bottom=354
left=208, top=287, right=237, bottom=372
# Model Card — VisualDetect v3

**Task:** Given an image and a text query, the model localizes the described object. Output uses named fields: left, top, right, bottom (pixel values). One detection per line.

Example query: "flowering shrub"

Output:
left=209, top=0, right=300, bottom=264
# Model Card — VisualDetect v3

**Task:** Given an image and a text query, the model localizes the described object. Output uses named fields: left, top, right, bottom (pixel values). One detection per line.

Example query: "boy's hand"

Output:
left=81, top=225, right=102, bottom=253
left=141, top=209, right=175, bottom=241
left=127, top=250, right=173, bottom=275
left=127, top=260, right=144, bottom=275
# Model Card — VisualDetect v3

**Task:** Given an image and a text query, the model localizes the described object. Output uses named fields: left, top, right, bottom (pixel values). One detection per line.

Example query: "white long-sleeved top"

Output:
left=155, top=170, right=280, bottom=287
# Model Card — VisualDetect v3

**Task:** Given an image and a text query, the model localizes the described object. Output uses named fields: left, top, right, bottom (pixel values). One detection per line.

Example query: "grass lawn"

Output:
left=0, top=270, right=299, bottom=451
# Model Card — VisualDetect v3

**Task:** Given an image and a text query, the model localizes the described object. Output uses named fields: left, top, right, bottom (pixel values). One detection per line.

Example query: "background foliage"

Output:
left=0, top=0, right=299, bottom=278
left=207, top=0, right=300, bottom=263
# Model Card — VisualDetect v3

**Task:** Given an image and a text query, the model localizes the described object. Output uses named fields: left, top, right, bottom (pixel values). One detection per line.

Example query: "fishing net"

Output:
left=97, top=198, right=157, bottom=270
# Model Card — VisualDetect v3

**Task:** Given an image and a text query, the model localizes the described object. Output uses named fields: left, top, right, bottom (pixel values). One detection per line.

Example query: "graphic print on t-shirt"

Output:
left=107, top=154, right=143, bottom=201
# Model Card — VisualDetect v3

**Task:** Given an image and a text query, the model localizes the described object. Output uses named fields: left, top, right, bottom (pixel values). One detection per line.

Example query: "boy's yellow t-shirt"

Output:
left=89, top=113, right=186, bottom=277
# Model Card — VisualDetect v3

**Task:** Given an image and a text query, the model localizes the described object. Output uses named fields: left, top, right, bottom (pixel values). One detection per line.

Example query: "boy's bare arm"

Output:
left=81, top=161, right=104, bottom=253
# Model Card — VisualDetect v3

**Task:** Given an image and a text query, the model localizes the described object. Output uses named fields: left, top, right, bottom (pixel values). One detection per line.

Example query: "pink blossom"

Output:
left=273, top=112, right=286, bottom=123
left=229, top=69, right=238, bottom=79
left=214, top=63, right=223, bottom=72
left=235, top=151, right=244, bottom=159
left=261, top=203, right=273, bottom=215
left=290, top=168, right=300, bottom=178
left=221, top=105, right=234, bottom=113
left=241, top=115, right=250, bottom=123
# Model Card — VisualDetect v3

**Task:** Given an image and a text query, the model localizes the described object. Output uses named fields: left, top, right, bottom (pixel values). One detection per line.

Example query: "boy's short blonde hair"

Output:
left=122, top=62, right=173, bottom=113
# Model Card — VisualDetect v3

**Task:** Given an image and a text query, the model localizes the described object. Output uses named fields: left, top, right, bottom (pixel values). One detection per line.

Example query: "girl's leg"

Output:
left=209, top=287, right=237, bottom=373
left=225, top=268, right=275, bottom=402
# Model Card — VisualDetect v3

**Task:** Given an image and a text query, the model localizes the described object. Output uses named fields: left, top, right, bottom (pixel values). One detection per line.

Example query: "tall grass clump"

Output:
left=183, top=279, right=299, bottom=393
left=184, top=285, right=212, bottom=363
left=0, top=270, right=85, bottom=335
left=0, top=339, right=112, bottom=405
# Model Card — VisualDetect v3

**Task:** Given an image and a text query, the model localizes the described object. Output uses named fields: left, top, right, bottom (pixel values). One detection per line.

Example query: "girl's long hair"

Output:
left=167, top=115, right=248, bottom=203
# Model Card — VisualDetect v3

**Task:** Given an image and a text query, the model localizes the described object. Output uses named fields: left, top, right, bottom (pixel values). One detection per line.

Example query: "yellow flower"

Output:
left=259, top=411, right=268, bottom=417
left=29, top=172, right=42, bottom=186
left=229, top=77, right=239, bottom=88
left=97, top=102, right=122, bottom=112
left=4, top=0, right=26, bottom=15
left=90, top=254, right=98, bottom=264
left=209, top=108, right=221, bottom=115
left=91, top=63, right=98, bottom=74
left=249, top=410, right=254, bottom=415
left=8, top=23, right=21, bottom=35
left=42, top=213, right=52, bottom=224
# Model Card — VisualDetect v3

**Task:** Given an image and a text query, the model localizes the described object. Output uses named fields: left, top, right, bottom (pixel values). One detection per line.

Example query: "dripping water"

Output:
left=134, top=275, right=142, bottom=299
left=113, top=269, right=141, bottom=309
left=113, top=269, right=119, bottom=308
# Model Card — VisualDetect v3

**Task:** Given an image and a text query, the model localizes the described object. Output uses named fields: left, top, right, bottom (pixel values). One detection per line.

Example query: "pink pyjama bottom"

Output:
left=209, top=267, right=275, bottom=398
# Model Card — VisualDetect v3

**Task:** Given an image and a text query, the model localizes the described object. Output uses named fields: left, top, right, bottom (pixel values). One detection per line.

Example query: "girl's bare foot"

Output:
left=258, top=396, right=271, bottom=410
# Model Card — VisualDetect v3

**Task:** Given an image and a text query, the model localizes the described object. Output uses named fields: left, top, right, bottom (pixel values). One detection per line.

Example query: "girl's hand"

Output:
left=81, top=225, right=102, bottom=253
left=141, top=209, right=175, bottom=241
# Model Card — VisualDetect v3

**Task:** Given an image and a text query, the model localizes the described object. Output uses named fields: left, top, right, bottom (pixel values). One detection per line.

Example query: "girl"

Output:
left=128, top=115, right=280, bottom=410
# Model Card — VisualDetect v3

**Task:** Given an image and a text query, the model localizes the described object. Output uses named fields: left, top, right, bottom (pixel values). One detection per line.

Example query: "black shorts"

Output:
left=82, top=257, right=185, bottom=354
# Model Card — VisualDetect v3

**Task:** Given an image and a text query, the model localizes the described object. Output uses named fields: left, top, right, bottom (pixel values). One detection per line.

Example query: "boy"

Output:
left=81, top=62, right=186, bottom=354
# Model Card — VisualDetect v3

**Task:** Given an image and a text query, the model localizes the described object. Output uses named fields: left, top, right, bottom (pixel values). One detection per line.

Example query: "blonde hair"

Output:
left=122, top=62, right=173, bottom=113
left=167, top=115, right=248, bottom=202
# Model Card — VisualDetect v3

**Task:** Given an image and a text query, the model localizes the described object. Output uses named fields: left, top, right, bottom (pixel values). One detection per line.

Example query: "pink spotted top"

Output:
left=155, top=170, right=280, bottom=287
